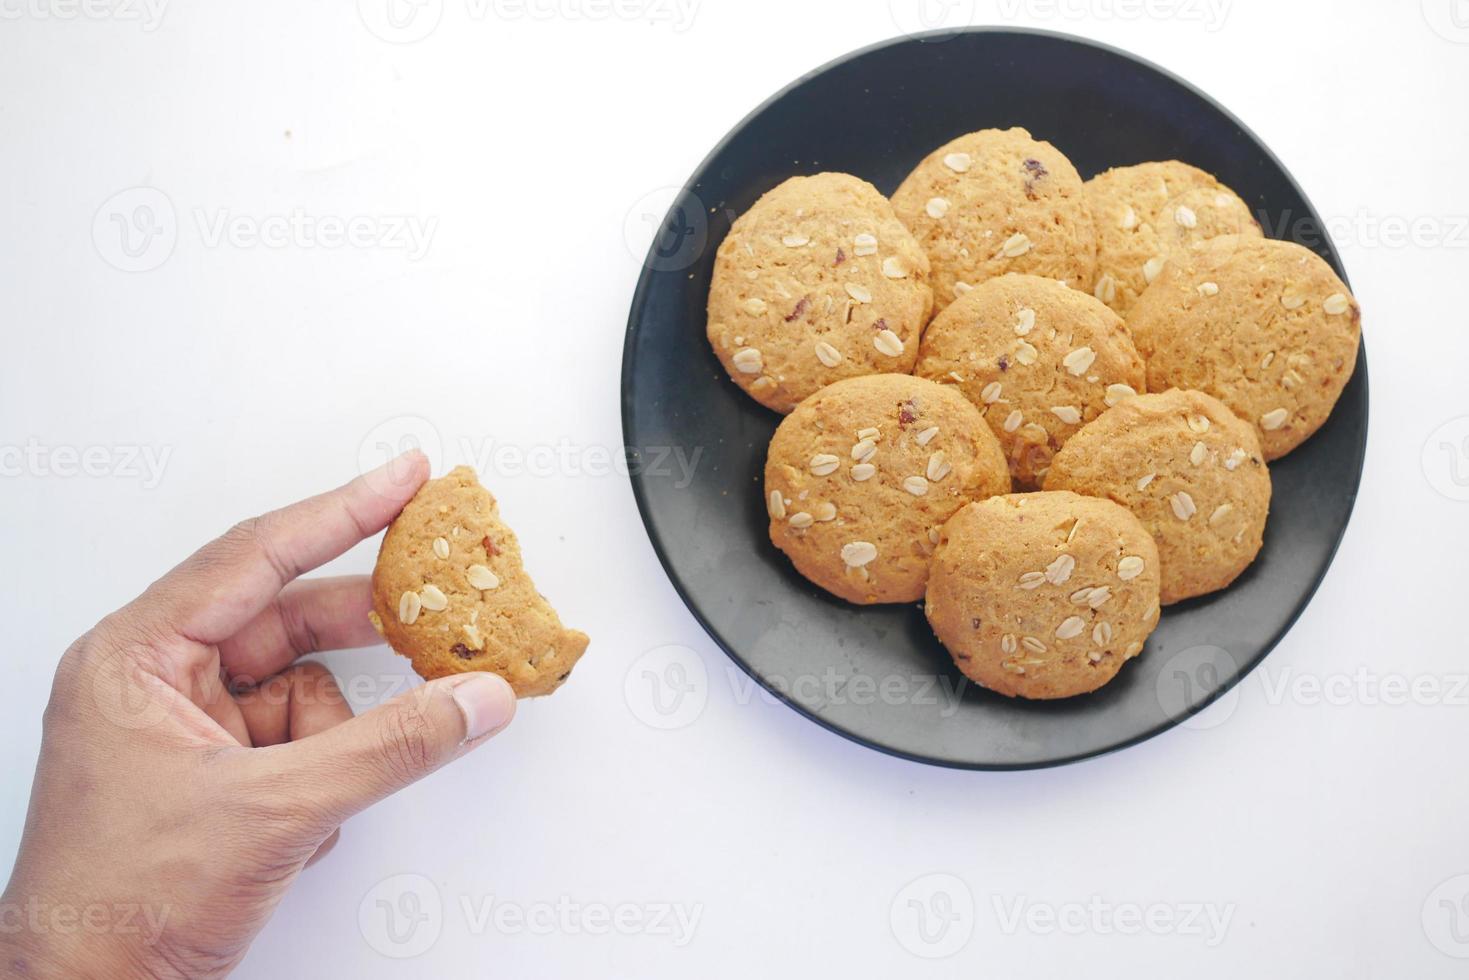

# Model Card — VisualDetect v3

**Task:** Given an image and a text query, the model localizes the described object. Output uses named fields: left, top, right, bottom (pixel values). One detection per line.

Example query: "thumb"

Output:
left=264, top=672, right=516, bottom=823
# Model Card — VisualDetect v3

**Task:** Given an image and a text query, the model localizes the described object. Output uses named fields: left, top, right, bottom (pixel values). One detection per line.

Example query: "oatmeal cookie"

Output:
left=890, top=127, right=1096, bottom=310
left=1045, top=389, right=1271, bottom=604
left=915, top=273, right=1146, bottom=488
left=1085, top=160, right=1260, bottom=315
left=925, top=491, right=1162, bottom=699
left=706, top=172, right=934, bottom=413
left=1126, top=236, right=1361, bottom=459
left=764, top=374, right=1010, bottom=604
left=369, top=467, right=589, bottom=697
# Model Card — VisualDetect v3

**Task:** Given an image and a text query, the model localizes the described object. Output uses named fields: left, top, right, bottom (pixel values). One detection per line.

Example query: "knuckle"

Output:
left=229, top=764, right=335, bottom=840
left=277, top=595, right=321, bottom=658
left=214, top=517, right=264, bottom=564
left=236, top=511, right=297, bottom=583
left=227, top=515, right=262, bottom=542
left=378, top=699, right=439, bottom=780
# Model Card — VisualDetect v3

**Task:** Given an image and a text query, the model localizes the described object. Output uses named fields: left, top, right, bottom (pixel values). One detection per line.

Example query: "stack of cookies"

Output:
left=707, top=128, right=1361, bottom=700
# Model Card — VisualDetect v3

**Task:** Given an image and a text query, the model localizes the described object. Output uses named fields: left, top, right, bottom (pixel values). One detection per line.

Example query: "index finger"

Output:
left=132, top=450, right=429, bottom=646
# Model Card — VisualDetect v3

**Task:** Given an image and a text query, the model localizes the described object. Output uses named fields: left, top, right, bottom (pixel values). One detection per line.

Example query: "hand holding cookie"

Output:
left=0, top=453, right=516, bottom=978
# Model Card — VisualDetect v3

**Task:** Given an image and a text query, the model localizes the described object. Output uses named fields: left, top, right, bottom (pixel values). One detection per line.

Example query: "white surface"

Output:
left=2, top=1, right=1467, bottom=976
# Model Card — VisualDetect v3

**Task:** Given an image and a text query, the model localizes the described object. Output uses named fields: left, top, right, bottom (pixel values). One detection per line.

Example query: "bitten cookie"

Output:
left=925, top=492, right=1162, bottom=700
left=1126, top=236, right=1361, bottom=459
left=915, top=273, right=1146, bottom=489
left=369, top=467, right=589, bottom=697
left=890, top=127, right=1096, bottom=311
left=1085, top=160, right=1261, bottom=315
left=765, top=374, right=1010, bottom=604
left=1045, top=389, right=1271, bottom=605
left=706, top=172, right=934, bottom=414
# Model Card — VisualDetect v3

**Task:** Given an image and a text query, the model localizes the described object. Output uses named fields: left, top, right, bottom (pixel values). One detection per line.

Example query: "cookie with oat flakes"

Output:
left=1044, top=389, right=1271, bottom=605
left=706, top=172, right=933, bottom=414
left=925, top=491, right=1161, bottom=700
left=890, top=127, right=1097, bottom=311
left=368, top=466, right=589, bottom=697
left=1126, top=236, right=1361, bottom=460
left=1085, top=160, right=1260, bottom=315
left=914, top=273, right=1146, bottom=490
left=764, top=374, right=1009, bottom=605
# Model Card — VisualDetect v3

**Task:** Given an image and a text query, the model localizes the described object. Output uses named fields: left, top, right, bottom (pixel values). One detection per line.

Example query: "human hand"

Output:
left=1, top=451, right=517, bottom=979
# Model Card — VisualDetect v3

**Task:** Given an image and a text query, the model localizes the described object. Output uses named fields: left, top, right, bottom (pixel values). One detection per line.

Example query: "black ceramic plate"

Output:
left=621, top=29, right=1367, bottom=769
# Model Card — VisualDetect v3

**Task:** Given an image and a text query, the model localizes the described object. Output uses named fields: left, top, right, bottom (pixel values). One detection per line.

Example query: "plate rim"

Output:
left=620, top=26, right=1370, bottom=771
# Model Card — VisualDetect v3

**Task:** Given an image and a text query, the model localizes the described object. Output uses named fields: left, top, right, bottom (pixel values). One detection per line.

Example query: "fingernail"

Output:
left=449, top=673, right=516, bottom=743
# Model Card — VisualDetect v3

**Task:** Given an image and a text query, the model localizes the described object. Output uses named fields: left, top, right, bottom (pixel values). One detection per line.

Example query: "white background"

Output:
left=2, top=0, right=1467, bottom=976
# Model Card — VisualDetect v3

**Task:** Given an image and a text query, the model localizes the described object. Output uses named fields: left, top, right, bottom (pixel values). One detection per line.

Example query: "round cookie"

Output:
left=1127, top=236, right=1361, bottom=459
left=1085, top=160, right=1261, bottom=315
left=369, top=467, right=590, bottom=697
left=925, top=491, right=1162, bottom=700
left=1044, top=389, right=1271, bottom=605
left=915, top=273, right=1146, bottom=489
left=706, top=172, right=934, bottom=414
left=765, top=374, right=1010, bottom=604
left=890, top=127, right=1097, bottom=311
